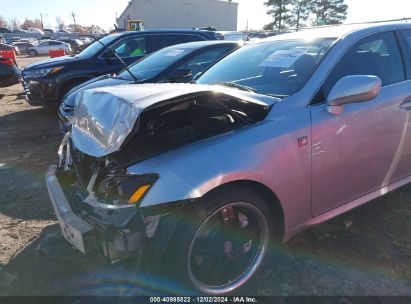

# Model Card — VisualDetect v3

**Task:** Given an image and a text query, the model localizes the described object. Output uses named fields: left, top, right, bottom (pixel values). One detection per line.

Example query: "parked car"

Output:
left=217, top=31, right=247, bottom=41
left=27, top=27, right=44, bottom=35
left=47, top=22, right=411, bottom=294
left=27, top=40, right=71, bottom=56
left=12, top=28, right=27, bottom=33
left=21, top=30, right=224, bottom=105
left=0, top=27, right=11, bottom=34
left=58, top=40, right=241, bottom=132
left=11, top=42, right=35, bottom=54
left=58, top=38, right=85, bottom=53
left=0, top=43, right=20, bottom=55
left=0, top=57, right=20, bottom=87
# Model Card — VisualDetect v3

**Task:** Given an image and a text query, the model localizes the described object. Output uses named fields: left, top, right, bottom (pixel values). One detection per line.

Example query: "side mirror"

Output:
left=166, top=68, right=193, bottom=82
left=101, top=49, right=116, bottom=59
left=326, top=75, right=381, bottom=115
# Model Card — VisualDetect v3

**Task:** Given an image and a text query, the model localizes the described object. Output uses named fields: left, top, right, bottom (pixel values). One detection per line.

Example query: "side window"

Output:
left=50, top=41, right=61, bottom=46
left=111, top=36, right=147, bottom=58
left=179, top=34, right=206, bottom=43
left=149, top=34, right=205, bottom=53
left=399, top=29, right=411, bottom=75
left=39, top=42, right=49, bottom=47
left=149, top=35, right=186, bottom=52
left=322, top=32, right=405, bottom=99
left=174, top=47, right=229, bottom=76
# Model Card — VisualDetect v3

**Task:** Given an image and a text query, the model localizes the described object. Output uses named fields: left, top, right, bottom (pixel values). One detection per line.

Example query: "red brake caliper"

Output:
left=221, top=206, right=235, bottom=224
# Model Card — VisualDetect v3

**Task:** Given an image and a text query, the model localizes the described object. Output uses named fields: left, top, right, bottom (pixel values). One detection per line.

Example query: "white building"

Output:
left=117, top=0, right=238, bottom=31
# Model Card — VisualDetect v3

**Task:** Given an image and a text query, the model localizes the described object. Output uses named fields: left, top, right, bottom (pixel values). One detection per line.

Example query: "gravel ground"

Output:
left=0, top=55, right=411, bottom=296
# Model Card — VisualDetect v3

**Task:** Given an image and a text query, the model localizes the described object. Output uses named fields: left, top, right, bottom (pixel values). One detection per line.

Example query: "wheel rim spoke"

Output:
left=188, top=202, right=269, bottom=294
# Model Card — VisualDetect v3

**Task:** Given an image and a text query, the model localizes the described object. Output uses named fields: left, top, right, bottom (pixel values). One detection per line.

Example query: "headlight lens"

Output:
left=97, top=173, right=158, bottom=206
left=25, top=66, right=64, bottom=78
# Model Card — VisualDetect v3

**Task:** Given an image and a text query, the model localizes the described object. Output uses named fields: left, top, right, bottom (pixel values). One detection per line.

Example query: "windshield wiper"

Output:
left=95, top=39, right=138, bottom=82
left=216, top=82, right=258, bottom=93
left=266, top=94, right=288, bottom=99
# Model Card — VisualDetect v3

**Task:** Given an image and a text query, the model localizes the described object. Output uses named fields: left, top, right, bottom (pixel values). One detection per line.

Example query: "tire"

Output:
left=163, top=185, right=276, bottom=295
left=29, top=50, right=37, bottom=57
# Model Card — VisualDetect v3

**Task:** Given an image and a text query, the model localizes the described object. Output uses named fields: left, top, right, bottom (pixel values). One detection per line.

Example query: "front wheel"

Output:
left=166, top=186, right=275, bottom=295
left=29, top=50, right=37, bottom=57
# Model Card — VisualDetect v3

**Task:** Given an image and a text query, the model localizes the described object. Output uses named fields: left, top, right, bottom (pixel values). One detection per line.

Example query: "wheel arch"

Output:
left=56, top=76, right=93, bottom=100
left=201, top=179, right=285, bottom=241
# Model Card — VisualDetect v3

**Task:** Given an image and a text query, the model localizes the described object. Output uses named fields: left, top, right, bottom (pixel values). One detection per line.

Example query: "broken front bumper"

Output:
left=45, top=165, right=94, bottom=254
left=45, top=165, right=146, bottom=262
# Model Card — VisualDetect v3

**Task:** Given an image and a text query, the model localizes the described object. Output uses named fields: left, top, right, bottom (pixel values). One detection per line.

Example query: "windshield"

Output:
left=197, top=38, right=336, bottom=98
left=118, top=45, right=194, bottom=81
left=76, top=35, right=119, bottom=59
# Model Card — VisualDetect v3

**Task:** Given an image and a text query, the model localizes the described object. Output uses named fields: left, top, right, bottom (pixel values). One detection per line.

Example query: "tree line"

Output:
left=264, top=0, right=348, bottom=30
left=0, top=15, right=105, bottom=34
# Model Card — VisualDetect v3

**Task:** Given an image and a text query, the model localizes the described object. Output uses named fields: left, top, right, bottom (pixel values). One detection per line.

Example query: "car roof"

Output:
left=263, top=22, right=411, bottom=42
left=166, top=40, right=241, bottom=49
left=109, top=29, right=216, bottom=38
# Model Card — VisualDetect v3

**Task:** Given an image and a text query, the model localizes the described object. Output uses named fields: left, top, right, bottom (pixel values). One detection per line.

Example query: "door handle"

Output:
left=400, top=97, right=411, bottom=110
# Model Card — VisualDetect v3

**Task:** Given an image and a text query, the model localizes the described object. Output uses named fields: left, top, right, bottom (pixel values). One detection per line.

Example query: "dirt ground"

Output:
left=0, top=55, right=411, bottom=296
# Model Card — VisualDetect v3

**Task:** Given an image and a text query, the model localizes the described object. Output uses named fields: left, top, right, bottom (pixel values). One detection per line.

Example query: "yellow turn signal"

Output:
left=128, top=184, right=151, bottom=205
left=50, top=66, right=64, bottom=74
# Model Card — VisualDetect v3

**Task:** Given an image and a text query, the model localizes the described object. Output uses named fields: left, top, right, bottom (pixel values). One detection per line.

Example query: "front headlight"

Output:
left=25, top=66, right=64, bottom=78
left=97, top=173, right=159, bottom=207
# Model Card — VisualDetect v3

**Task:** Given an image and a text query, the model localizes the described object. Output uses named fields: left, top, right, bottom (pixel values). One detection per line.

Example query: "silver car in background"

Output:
left=46, top=22, right=411, bottom=294
left=28, top=40, right=71, bottom=56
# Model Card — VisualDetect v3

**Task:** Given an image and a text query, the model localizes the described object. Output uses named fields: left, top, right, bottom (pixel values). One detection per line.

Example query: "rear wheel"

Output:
left=166, top=186, right=275, bottom=295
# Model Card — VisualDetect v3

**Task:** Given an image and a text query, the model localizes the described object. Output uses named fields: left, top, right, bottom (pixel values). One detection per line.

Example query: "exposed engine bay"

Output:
left=115, top=92, right=270, bottom=165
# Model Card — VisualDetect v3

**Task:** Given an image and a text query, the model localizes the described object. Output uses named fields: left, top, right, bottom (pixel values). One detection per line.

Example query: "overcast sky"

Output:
left=1, top=0, right=411, bottom=31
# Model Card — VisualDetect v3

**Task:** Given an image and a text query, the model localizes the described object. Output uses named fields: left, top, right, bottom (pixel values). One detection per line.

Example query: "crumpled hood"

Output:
left=72, top=83, right=276, bottom=158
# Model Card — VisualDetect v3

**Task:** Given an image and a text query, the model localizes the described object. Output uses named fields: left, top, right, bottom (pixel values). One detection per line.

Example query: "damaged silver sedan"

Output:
left=46, top=22, right=411, bottom=294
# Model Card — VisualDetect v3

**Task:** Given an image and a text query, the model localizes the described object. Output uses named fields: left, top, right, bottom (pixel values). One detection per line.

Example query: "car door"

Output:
left=49, top=41, right=64, bottom=52
left=310, top=31, right=410, bottom=216
left=37, top=41, right=49, bottom=54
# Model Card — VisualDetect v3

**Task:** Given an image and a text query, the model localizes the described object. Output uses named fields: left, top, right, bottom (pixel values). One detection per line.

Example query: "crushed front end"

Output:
left=45, top=133, right=174, bottom=264
left=45, top=84, right=273, bottom=264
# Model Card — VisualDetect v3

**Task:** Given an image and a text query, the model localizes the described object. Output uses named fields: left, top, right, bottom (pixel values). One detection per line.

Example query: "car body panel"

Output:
left=311, top=80, right=411, bottom=216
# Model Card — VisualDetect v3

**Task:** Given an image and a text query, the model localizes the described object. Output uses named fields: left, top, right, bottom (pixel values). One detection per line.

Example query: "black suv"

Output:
left=21, top=30, right=222, bottom=105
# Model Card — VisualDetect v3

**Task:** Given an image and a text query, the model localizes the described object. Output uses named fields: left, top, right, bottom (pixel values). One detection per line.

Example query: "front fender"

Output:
left=126, top=112, right=312, bottom=236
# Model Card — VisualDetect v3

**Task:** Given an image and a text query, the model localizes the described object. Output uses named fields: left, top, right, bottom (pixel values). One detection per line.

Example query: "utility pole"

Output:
left=40, top=13, right=44, bottom=29
left=71, top=12, right=76, bottom=32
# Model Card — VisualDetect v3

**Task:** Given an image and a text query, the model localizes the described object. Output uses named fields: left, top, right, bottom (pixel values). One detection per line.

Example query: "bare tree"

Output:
left=0, top=15, right=8, bottom=28
left=21, top=18, right=34, bottom=30
left=10, top=18, right=21, bottom=30
left=56, top=16, right=65, bottom=30
left=21, top=18, right=43, bottom=30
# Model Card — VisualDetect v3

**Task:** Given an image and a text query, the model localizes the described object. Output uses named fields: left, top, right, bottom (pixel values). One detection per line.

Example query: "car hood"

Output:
left=24, top=55, right=84, bottom=70
left=64, top=75, right=133, bottom=107
left=72, top=83, right=277, bottom=157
